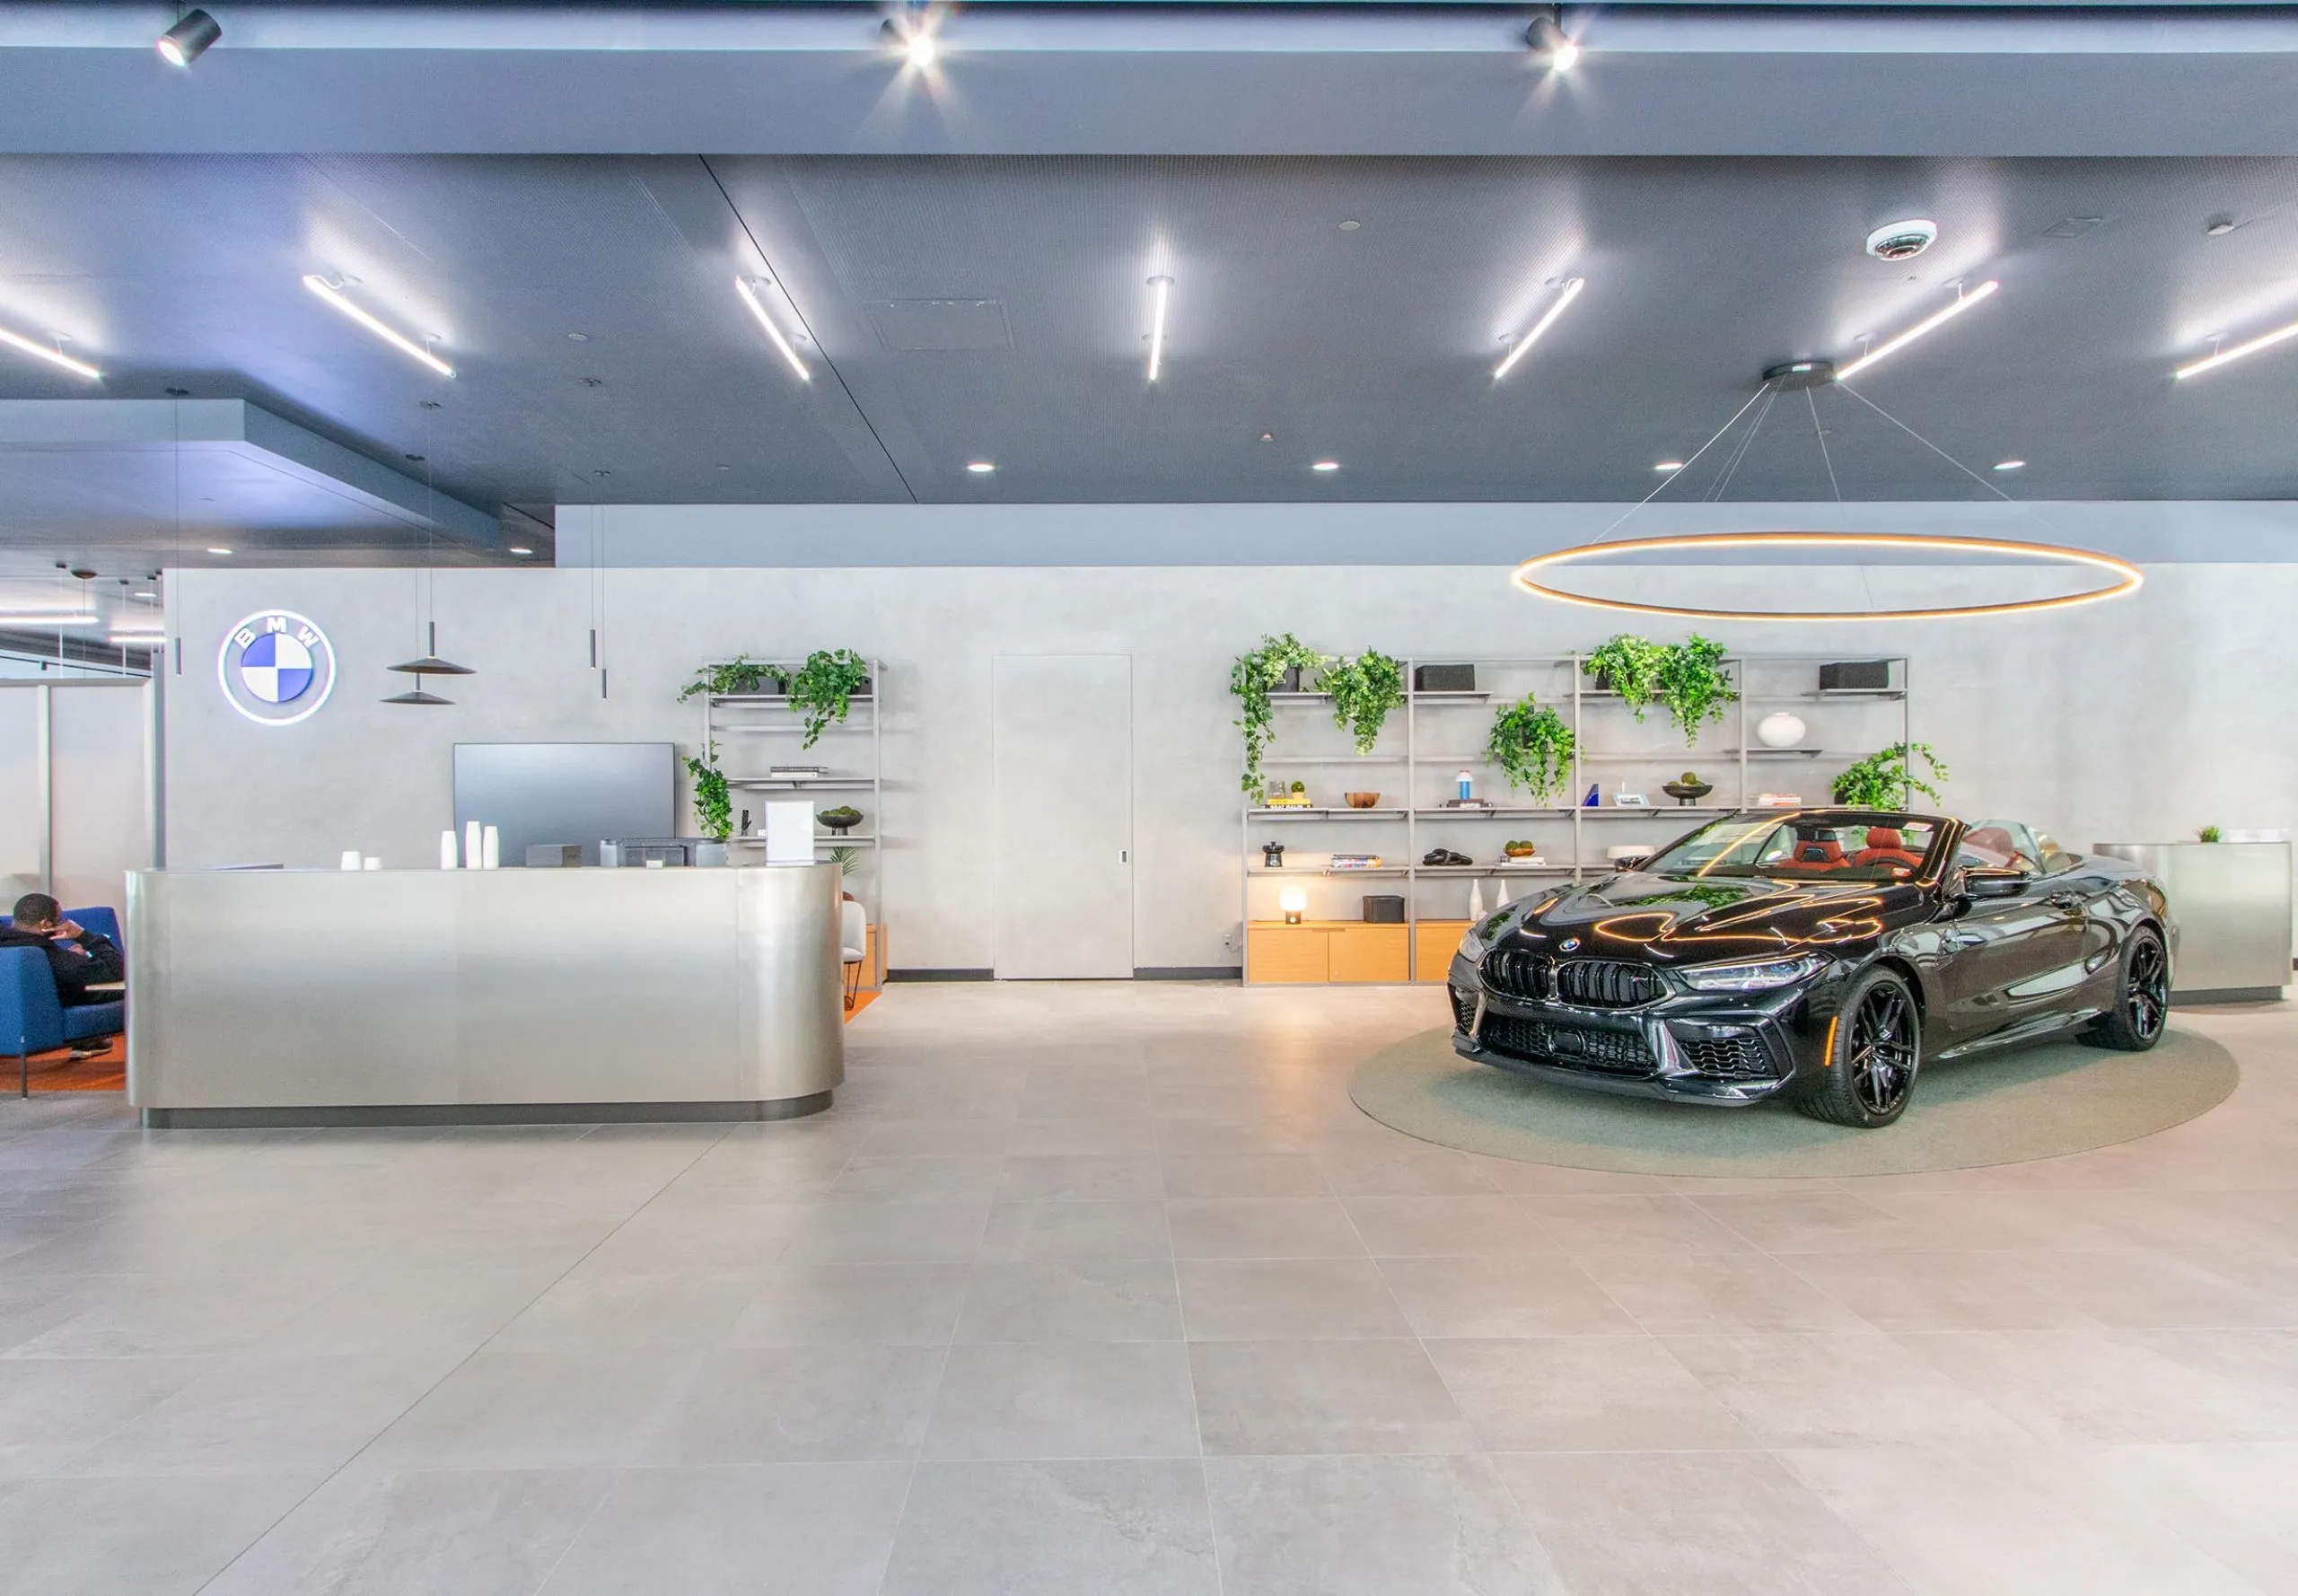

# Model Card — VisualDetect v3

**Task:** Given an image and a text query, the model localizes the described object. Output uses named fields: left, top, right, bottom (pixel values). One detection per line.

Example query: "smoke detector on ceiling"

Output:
left=1865, top=219, right=1938, bottom=261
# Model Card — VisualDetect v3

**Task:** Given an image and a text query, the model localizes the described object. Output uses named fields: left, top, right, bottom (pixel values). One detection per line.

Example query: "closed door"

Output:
left=994, top=654, right=1132, bottom=978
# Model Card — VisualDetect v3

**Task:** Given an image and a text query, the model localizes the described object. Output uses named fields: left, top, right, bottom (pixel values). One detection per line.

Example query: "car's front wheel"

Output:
left=2085, top=926, right=2169, bottom=1052
left=1795, top=969, right=1921, bottom=1128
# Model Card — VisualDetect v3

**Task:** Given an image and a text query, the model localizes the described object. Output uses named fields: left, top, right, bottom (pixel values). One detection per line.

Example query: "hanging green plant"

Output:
left=684, top=743, right=732, bottom=842
left=1231, top=633, right=1332, bottom=801
left=1485, top=695, right=1577, bottom=803
left=1582, top=635, right=1668, bottom=716
left=677, top=654, right=783, bottom=702
left=1321, top=649, right=1405, bottom=755
left=786, top=649, right=872, bottom=749
left=1831, top=742, right=1949, bottom=809
left=1655, top=635, right=1738, bottom=746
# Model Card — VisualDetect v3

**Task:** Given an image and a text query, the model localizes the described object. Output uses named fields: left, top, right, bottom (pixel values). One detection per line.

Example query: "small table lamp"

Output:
left=1278, top=885, right=1308, bottom=925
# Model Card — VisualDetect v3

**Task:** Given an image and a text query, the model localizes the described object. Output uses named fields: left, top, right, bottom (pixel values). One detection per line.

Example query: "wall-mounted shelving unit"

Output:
left=698, top=658, right=887, bottom=987
left=1241, top=653, right=1913, bottom=984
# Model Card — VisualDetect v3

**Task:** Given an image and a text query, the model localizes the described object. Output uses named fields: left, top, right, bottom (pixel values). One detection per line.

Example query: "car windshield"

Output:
left=1640, top=813, right=1944, bottom=882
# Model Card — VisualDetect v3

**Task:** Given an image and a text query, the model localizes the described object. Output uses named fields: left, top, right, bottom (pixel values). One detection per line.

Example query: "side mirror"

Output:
left=1958, top=868, right=2027, bottom=900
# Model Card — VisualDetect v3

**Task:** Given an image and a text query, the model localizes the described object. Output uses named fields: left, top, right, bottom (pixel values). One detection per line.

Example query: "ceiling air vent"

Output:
left=868, top=299, right=1012, bottom=352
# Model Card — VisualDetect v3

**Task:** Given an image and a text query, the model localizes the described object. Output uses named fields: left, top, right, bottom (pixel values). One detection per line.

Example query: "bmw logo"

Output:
left=218, top=610, right=338, bottom=726
left=1560, top=937, right=1582, bottom=952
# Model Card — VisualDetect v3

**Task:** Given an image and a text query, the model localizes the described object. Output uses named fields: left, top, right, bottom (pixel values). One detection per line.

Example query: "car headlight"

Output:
left=1676, top=953, right=1828, bottom=993
left=1458, top=925, right=1490, bottom=965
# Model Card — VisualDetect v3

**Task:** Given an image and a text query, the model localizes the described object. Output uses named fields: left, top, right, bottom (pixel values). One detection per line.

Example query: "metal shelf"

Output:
left=725, top=776, right=875, bottom=789
left=1248, top=866, right=1408, bottom=878
left=1241, top=652, right=1913, bottom=985
left=708, top=693, right=877, bottom=706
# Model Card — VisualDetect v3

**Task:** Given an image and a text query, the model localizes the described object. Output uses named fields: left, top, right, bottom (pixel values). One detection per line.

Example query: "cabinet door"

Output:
left=1415, top=920, right=1470, bottom=984
left=1330, top=925, right=1409, bottom=983
left=1249, top=924, right=1329, bottom=983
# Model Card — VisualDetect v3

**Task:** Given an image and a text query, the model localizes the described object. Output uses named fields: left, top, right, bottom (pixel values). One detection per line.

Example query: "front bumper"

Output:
left=1447, top=951, right=1839, bottom=1105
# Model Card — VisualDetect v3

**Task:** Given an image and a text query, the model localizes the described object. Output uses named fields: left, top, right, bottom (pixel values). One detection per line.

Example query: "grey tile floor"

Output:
left=3, top=980, right=2296, bottom=1592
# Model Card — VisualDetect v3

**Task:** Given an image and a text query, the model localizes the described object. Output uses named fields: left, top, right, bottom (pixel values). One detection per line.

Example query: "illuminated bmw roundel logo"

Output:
left=218, top=610, right=337, bottom=725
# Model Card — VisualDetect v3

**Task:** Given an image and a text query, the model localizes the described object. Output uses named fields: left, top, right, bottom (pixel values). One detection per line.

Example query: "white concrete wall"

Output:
left=162, top=562, right=2291, bottom=970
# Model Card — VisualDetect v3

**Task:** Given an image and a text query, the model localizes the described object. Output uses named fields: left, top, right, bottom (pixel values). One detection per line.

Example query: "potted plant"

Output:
left=828, top=845, right=865, bottom=901
left=1484, top=695, right=1576, bottom=804
left=2198, top=825, right=2223, bottom=843
left=786, top=649, right=872, bottom=749
left=1231, top=634, right=1331, bottom=800
left=678, top=654, right=784, bottom=702
left=1831, top=742, right=1948, bottom=808
left=1321, top=648, right=1405, bottom=754
left=684, top=743, right=732, bottom=842
left=1582, top=635, right=1666, bottom=712
left=1655, top=636, right=1737, bottom=745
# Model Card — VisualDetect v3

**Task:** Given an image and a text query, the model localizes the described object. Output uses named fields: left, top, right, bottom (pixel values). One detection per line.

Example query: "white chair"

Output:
left=840, top=899, right=869, bottom=1013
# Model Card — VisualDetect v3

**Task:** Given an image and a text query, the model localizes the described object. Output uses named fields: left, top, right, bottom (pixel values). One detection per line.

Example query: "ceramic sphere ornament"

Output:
left=1755, top=711, right=1808, bottom=750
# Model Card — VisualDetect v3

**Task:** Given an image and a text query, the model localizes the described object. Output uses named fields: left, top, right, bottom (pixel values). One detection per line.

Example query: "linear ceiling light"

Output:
left=2174, top=317, right=2298, bottom=381
left=156, top=8, right=222, bottom=66
left=733, top=276, right=811, bottom=381
left=1493, top=276, right=1584, bottom=381
left=0, top=612, right=100, bottom=628
left=1146, top=275, right=1172, bottom=381
left=301, top=276, right=452, bottom=377
left=0, top=325, right=101, bottom=381
left=1834, top=279, right=1998, bottom=382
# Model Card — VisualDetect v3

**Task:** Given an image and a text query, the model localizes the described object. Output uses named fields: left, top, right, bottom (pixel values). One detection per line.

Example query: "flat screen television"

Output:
left=452, top=742, right=675, bottom=866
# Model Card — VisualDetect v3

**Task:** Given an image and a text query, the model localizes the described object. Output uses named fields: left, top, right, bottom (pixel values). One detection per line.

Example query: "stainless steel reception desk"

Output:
left=2094, top=841, right=2291, bottom=1004
left=126, top=863, right=845, bottom=1127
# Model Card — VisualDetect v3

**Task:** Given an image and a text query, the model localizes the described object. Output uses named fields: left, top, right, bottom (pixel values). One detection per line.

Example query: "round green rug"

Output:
left=1348, top=1025, right=2240, bottom=1177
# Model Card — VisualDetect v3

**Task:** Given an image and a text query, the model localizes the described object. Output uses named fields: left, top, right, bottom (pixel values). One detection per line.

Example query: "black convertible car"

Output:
left=1448, top=810, right=2174, bottom=1127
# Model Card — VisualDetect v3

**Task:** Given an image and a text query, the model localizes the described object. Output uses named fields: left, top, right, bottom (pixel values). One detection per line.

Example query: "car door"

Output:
left=1934, top=873, right=2088, bottom=1045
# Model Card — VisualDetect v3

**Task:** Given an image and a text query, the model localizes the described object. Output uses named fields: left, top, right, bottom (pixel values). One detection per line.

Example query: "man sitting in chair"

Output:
left=2, top=893, right=124, bottom=1010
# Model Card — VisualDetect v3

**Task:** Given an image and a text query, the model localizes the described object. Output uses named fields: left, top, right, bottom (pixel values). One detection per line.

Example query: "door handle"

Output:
left=1947, top=934, right=1985, bottom=949
left=2047, top=892, right=2084, bottom=913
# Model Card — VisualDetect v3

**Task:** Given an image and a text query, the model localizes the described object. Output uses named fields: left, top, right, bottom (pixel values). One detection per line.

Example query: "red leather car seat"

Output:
left=1789, top=838, right=1846, bottom=870
left=1852, top=827, right=1923, bottom=869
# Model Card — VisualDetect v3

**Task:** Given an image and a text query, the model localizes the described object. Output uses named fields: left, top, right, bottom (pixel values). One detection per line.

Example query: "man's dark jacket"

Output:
left=0, top=925, right=124, bottom=1007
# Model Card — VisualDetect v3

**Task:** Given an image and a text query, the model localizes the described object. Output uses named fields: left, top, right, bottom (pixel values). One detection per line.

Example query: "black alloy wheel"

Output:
left=1796, top=969, right=1922, bottom=1128
left=2086, top=926, right=2169, bottom=1052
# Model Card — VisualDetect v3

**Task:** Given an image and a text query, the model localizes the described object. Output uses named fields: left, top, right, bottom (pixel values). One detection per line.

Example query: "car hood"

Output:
left=1491, top=871, right=1917, bottom=969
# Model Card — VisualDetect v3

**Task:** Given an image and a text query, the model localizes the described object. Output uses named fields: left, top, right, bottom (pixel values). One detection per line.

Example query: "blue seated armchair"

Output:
left=2, top=905, right=127, bottom=1092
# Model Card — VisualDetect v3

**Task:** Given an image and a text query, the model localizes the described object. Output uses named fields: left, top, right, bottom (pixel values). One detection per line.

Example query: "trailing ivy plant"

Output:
left=1231, top=634, right=1332, bottom=800
left=1831, top=741, right=1948, bottom=809
left=1655, top=635, right=1738, bottom=746
left=1484, top=695, right=1577, bottom=804
left=1581, top=636, right=1668, bottom=717
left=787, top=649, right=873, bottom=749
left=684, top=742, right=733, bottom=842
left=677, top=654, right=782, bottom=702
left=1322, top=649, right=1406, bottom=755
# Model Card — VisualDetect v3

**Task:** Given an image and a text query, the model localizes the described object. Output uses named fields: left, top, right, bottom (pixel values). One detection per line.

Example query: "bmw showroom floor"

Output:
left=4, top=980, right=2297, bottom=1595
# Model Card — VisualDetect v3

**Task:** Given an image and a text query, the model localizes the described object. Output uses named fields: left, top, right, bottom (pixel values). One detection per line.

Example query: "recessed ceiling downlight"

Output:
left=966, top=460, right=995, bottom=474
left=1311, top=460, right=1340, bottom=472
left=1865, top=219, right=1938, bottom=261
left=1993, top=459, right=2026, bottom=471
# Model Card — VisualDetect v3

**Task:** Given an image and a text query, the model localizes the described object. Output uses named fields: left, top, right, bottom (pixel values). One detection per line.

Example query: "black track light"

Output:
left=157, top=8, right=222, bottom=67
left=1525, top=5, right=1579, bottom=72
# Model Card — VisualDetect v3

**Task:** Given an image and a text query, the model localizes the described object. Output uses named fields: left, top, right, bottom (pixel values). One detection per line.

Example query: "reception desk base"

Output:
left=127, top=864, right=846, bottom=1127
left=141, top=1091, right=833, bottom=1130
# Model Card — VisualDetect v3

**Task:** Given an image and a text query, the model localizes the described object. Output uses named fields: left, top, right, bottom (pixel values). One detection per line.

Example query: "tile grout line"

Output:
left=184, top=1123, right=735, bottom=1596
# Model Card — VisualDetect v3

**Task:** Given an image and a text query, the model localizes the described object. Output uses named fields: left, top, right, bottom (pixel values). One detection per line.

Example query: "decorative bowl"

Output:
left=1662, top=781, right=1714, bottom=805
left=817, top=806, right=864, bottom=833
left=1503, top=841, right=1539, bottom=858
left=1344, top=792, right=1381, bottom=809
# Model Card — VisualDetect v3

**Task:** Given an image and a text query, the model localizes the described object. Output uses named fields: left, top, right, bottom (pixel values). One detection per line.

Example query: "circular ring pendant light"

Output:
left=1514, top=338, right=2141, bottom=623
left=1513, top=531, right=2141, bottom=623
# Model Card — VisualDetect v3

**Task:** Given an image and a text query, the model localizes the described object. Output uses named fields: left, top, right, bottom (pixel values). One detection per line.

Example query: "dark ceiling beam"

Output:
left=1, top=4, right=2295, bottom=156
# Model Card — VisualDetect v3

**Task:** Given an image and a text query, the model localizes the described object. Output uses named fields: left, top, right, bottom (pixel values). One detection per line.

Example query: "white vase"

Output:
left=1493, top=880, right=1512, bottom=908
left=1467, top=880, right=1486, bottom=920
left=1756, top=711, right=1807, bottom=749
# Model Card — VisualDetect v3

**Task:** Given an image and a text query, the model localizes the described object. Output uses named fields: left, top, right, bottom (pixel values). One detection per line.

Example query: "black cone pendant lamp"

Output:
left=384, top=404, right=473, bottom=705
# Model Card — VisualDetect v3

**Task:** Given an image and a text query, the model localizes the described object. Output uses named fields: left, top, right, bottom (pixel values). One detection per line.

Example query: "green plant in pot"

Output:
left=1582, top=635, right=1667, bottom=715
left=1831, top=741, right=1949, bottom=808
left=1321, top=648, right=1405, bottom=754
left=684, top=742, right=732, bottom=842
left=787, top=649, right=871, bottom=749
left=1231, top=634, right=1331, bottom=800
left=1484, top=695, right=1577, bottom=804
left=2198, top=825, right=2223, bottom=843
left=678, top=654, right=783, bottom=702
left=1655, top=635, right=1737, bottom=745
